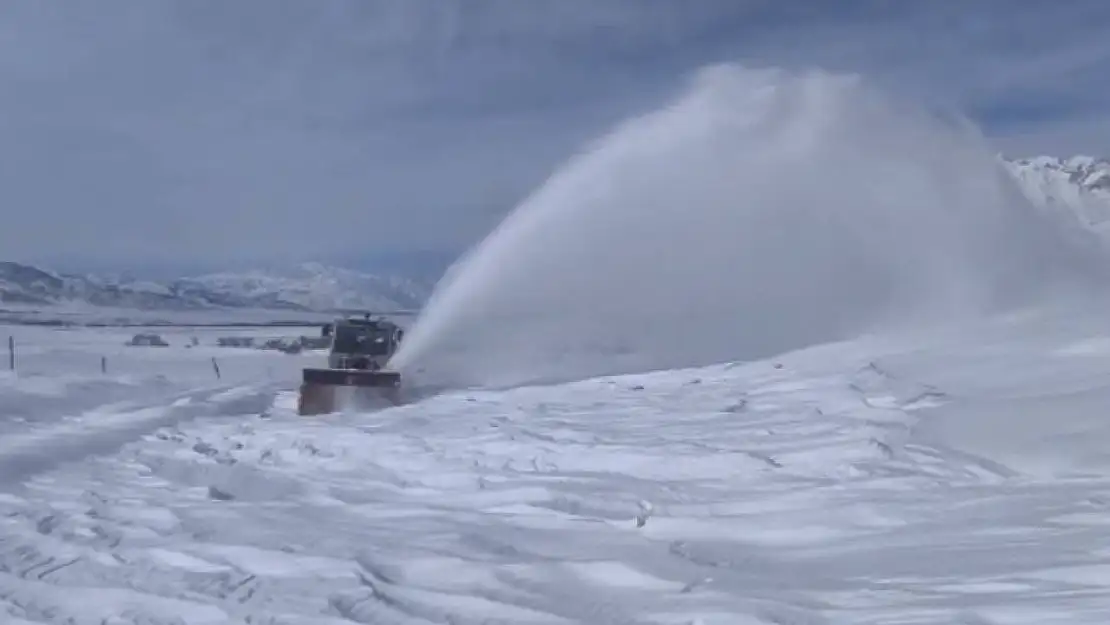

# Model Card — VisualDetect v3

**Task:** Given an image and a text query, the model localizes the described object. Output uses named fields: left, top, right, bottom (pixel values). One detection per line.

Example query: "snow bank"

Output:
left=8, top=320, right=1110, bottom=622
left=393, top=64, right=1108, bottom=389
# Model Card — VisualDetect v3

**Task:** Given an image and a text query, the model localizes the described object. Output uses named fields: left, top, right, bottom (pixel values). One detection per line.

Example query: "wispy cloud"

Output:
left=717, top=1, right=1110, bottom=150
left=0, top=1, right=1107, bottom=273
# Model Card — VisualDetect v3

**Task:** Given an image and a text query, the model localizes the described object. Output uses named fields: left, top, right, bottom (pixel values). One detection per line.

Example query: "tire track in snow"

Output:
left=0, top=384, right=278, bottom=487
left=0, top=376, right=176, bottom=435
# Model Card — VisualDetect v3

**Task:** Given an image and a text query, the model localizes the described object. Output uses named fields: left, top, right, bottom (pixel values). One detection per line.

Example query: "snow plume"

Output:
left=392, top=64, right=1109, bottom=389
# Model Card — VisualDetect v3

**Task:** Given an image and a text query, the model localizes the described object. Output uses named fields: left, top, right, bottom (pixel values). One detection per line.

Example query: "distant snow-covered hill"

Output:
left=1005, top=155, right=1110, bottom=235
left=0, top=262, right=431, bottom=313
left=174, top=263, right=428, bottom=312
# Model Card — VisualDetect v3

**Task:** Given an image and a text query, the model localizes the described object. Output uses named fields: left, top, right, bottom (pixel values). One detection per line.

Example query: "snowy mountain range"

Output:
left=1003, top=155, right=1110, bottom=235
left=1, top=155, right=1108, bottom=314
left=0, top=261, right=431, bottom=313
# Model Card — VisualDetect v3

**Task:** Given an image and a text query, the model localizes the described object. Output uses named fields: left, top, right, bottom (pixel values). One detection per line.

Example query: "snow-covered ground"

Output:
left=3, top=308, right=1110, bottom=624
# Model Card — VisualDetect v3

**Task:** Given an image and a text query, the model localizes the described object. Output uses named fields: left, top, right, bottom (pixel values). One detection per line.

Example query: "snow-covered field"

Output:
left=3, top=308, right=1110, bottom=624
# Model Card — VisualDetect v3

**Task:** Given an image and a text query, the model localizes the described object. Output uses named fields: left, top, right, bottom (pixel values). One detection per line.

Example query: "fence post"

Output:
left=7, top=336, right=13, bottom=371
left=211, top=357, right=221, bottom=380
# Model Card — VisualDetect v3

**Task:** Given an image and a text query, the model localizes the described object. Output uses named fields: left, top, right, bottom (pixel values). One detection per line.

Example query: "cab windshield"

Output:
left=333, top=324, right=392, bottom=355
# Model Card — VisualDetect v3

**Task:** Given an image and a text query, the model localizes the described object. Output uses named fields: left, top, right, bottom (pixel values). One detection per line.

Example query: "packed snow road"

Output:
left=2, top=316, right=1110, bottom=623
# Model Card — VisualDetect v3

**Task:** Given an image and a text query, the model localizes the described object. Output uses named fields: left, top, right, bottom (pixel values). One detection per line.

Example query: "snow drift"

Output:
left=393, top=64, right=1110, bottom=389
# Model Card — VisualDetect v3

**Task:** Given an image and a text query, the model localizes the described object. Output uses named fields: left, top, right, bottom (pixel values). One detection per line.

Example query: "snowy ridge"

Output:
left=1005, top=155, right=1110, bottom=235
left=175, top=262, right=428, bottom=313
left=0, top=262, right=430, bottom=314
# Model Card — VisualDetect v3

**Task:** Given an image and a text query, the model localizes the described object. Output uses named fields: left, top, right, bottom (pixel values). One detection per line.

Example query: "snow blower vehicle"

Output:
left=297, top=314, right=405, bottom=416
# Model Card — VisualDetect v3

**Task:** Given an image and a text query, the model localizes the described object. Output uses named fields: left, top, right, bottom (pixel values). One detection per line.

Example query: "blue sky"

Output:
left=1, top=0, right=1108, bottom=277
